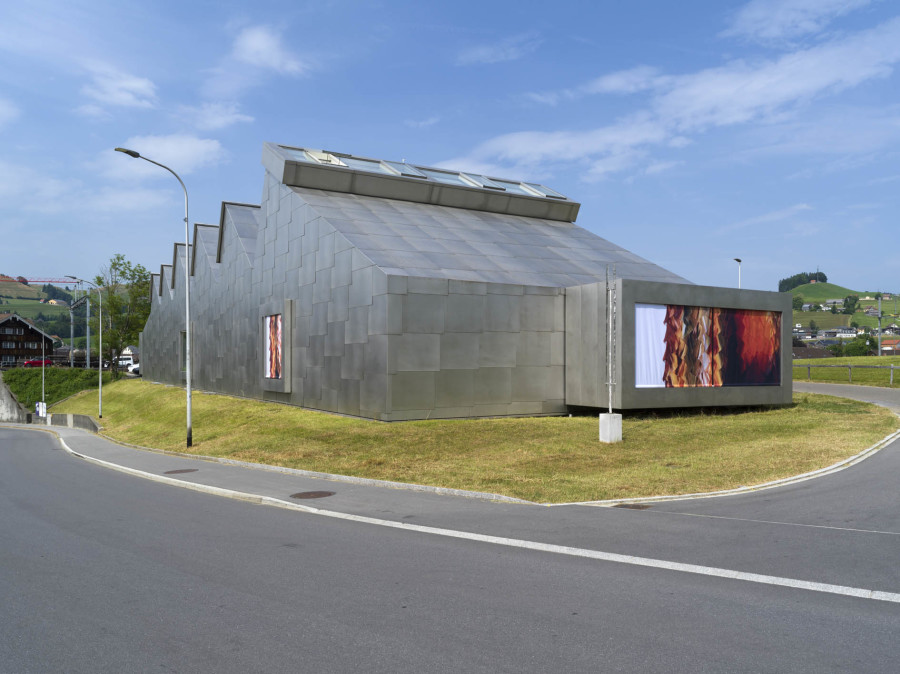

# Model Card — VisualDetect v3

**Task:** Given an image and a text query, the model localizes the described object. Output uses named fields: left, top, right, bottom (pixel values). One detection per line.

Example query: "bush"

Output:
left=1, top=367, right=110, bottom=408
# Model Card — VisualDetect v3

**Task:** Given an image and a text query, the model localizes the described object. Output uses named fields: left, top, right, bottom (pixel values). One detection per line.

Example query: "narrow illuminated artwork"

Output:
left=635, top=304, right=780, bottom=388
left=264, top=314, right=283, bottom=379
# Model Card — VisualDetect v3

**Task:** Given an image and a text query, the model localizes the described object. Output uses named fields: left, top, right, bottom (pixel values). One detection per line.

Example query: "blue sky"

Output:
left=2, top=0, right=899, bottom=293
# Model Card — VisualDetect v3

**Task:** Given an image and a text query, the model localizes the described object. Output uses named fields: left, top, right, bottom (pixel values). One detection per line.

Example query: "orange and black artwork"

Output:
left=635, top=304, right=780, bottom=388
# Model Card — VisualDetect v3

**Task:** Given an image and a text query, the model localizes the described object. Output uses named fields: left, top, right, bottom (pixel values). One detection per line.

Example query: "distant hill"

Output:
left=0, top=278, right=44, bottom=300
left=790, top=282, right=863, bottom=303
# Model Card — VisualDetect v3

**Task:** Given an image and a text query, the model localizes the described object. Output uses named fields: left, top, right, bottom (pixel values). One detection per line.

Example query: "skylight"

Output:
left=275, top=145, right=570, bottom=201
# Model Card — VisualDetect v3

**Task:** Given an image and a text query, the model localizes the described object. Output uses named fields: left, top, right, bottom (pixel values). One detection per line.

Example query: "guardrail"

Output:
left=795, top=363, right=899, bottom=384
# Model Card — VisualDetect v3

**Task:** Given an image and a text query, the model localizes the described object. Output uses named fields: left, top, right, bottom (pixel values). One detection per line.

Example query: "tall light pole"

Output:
left=734, top=258, right=742, bottom=289
left=66, top=276, right=102, bottom=419
left=115, top=147, right=192, bottom=447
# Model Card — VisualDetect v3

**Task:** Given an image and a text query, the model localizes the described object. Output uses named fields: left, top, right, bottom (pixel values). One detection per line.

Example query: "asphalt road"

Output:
left=2, top=384, right=900, bottom=672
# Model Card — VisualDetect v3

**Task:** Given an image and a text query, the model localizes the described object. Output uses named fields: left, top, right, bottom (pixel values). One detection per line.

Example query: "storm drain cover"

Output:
left=290, top=491, right=335, bottom=499
left=164, top=469, right=199, bottom=475
left=612, top=503, right=651, bottom=510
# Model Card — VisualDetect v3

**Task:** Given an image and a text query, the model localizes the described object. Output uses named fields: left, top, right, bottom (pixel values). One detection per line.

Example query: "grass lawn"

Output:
left=793, top=355, right=900, bottom=388
left=50, top=379, right=899, bottom=503
left=0, top=299, right=69, bottom=319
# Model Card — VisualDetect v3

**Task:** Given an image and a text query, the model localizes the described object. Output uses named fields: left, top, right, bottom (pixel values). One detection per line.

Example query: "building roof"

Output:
left=0, top=313, right=54, bottom=340
left=289, top=186, right=690, bottom=287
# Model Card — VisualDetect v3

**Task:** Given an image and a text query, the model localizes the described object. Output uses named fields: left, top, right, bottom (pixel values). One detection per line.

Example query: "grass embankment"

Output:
left=794, top=355, right=900, bottom=388
left=2, top=367, right=112, bottom=408
left=51, top=379, right=899, bottom=503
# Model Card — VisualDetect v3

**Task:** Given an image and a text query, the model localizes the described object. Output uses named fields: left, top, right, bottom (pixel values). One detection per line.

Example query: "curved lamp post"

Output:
left=66, top=276, right=102, bottom=418
left=733, top=258, right=742, bottom=289
left=115, top=147, right=192, bottom=447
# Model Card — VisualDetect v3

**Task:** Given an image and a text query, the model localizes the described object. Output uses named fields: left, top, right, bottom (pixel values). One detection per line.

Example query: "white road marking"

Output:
left=56, top=436, right=900, bottom=605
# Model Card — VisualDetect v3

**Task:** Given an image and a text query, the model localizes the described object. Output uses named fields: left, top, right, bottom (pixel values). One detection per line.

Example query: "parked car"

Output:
left=23, top=358, right=52, bottom=367
left=127, top=362, right=140, bottom=376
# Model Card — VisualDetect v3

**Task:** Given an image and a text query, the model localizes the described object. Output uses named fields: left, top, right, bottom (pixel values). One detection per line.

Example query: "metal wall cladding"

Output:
left=140, top=171, right=572, bottom=420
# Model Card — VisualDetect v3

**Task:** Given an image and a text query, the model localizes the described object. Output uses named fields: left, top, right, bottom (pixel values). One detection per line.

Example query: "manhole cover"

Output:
left=290, top=491, right=335, bottom=499
left=612, top=503, right=651, bottom=510
left=164, top=468, right=199, bottom=475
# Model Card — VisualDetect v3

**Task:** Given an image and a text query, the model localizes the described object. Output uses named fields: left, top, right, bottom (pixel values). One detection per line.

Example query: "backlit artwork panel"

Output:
left=264, top=314, right=283, bottom=379
left=635, top=304, right=780, bottom=388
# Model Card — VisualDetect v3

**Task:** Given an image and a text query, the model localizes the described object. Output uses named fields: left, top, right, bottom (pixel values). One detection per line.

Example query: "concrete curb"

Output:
left=85, top=431, right=535, bottom=505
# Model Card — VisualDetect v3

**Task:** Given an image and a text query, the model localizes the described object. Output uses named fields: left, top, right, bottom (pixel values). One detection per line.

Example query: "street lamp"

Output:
left=115, top=147, right=193, bottom=447
left=66, top=276, right=102, bottom=419
left=734, top=258, right=742, bottom=289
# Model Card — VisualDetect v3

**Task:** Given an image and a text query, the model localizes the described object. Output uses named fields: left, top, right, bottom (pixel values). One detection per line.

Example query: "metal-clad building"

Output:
left=140, top=143, right=791, bottom=420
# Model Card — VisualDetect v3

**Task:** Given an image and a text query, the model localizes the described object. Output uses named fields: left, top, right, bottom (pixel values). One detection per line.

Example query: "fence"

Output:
left=795, top=364, right=899, bottom=385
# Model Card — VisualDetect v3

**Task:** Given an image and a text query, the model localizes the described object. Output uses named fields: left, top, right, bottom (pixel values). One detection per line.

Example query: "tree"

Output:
left=792, top=295, right=804, bottom=310
left=778, top=271, right=827, bottom=293
left=842, top=295, right=859, bottom=315
left=830, top=305, right=838, bottom=314
left=809, top=320, right=818, bottom=333
left=93, top=254, right=151, bottom=376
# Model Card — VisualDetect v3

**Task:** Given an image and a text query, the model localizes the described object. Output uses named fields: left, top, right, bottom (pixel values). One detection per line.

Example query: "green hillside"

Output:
left=790, top=282, right=859, bottom=303
left=0, top=279, right=44, bottom=300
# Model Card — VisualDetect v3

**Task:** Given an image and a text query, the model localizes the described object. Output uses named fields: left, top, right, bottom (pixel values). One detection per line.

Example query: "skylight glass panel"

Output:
left=525, top=183, right=567, bottom=200
left=462, top=174, right=506, bottom=191
left=336, top=156, right=394, bottom=175
left=383, top=162, right=427, bottom=179
left=280, top=147, right=319, bottom=163
left=419, top=168, right=478, bottom=187
left=490, top=180, right=539, bottom=196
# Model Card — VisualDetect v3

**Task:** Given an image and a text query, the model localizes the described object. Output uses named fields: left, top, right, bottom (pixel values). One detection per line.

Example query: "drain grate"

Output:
left=612, top=503, right=651, bottom=510
left=163, top=468, right=199, bottom=475
left=290, top=491, right=335, bottom=500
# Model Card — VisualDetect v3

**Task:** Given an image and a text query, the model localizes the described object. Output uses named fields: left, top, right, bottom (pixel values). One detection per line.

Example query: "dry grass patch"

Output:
left=53, top=380, right=898, bottom=503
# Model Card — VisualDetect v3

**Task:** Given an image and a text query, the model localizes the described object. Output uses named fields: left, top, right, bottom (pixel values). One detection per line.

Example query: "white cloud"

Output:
left=232, top=25, right=308, bottom=75
left=80, top=61, right=157, bottom=109
left=581, top=66, right=664, bottom=95
left=718, top=203, right=813, bottom=233
left=644, top=160, right=683, bottom=175
left=101, top=135, right=226, bottom=180
left=0, top=160, right=82, bottom=214
left=404, top=115, right=441, bottom=129
left=723, top=0, right=872, bottom=44
left=181, top=102, right=254, bottom=131
left=0, top=99, right=19, bottom=128
left=203, top=25, right=311, bottom=99
left=655, top=18, right=900, bottom=131
left=457, top=32, right=542, bottom=66
left=456, top=16, right=900, bottom=181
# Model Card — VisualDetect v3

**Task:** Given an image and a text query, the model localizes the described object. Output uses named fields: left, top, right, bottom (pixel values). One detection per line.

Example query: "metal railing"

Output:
left=794, top=363, right=899, bottom=384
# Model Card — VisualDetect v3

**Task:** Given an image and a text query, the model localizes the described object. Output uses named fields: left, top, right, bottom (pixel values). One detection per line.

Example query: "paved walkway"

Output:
left=793, top=381, right=900, bottom=412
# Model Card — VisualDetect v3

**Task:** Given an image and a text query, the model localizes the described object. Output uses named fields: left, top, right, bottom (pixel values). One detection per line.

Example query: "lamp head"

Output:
left=115, top=147, right=141, bottom=158
left=734, top=258, right=742, bottom=263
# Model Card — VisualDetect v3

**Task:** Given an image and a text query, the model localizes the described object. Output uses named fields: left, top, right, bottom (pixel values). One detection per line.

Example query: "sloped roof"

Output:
left=291, top=186, right=690, bottom=287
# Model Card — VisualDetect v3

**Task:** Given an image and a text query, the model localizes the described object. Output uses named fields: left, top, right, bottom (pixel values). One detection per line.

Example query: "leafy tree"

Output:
left=843, top=336, right=872, bottom=357
left=93, top=254, right=151, bottom=376
left=830, top=305, right=838, bottom=314
left=792, top=295, right=804, bottom=310
left=842, top=295, right=859, bottom=315
left=778, top=271, right=827, bottom=293
left=41, top=283, right=73, bottom=303
left=809, top=320, right=818, bottom=333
